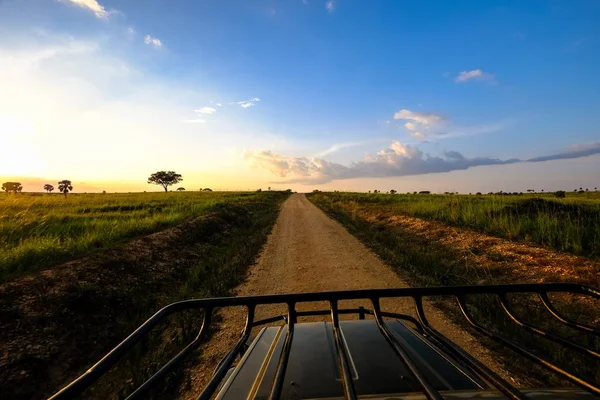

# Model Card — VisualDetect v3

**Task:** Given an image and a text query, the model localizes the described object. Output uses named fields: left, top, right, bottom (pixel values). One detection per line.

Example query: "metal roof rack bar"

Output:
left=457, top=295, right=600, bottom=396
left=198, top=305, right=255, bottom=400
left=329, top=300, right=358, bottom=400
left=371, top=297, right=444, bottom=400
left=267, top=302, right=296, bottom=400
left=499, top=294, right=600, bottom=359
left=413, top=296, right=527, bottom=400
left=538, top=292, right=600, bottom=336
left=126, top=309, right=213, bottom=400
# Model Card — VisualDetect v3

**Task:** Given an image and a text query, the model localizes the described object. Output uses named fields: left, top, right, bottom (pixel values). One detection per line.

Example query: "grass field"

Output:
left=309, top=191, right=600, bottom=258
left=0, top=191, right=268, bottom=282
left=1, top=191, right=289, bottom=399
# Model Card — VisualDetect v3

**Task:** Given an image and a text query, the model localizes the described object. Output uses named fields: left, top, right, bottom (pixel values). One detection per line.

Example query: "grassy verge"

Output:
left=308, top=192, right=599, bottom=388
left=1, top=192, right=288, bottom=399
left=309, top=192, right=600, bottom=258
left=0, top=191, right=264, bottom=282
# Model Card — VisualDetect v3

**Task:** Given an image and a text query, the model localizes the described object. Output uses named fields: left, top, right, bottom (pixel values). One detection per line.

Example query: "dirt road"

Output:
left=183, top=194, right=515, bottom=396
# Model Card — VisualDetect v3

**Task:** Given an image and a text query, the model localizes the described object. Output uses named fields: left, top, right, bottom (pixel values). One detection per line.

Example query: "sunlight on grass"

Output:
left=0, top=191, right=263, bottom=282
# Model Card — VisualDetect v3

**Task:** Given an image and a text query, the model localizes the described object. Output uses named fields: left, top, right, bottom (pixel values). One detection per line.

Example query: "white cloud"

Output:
left=127, top=27, right=135, bottom=34
left=455, top=69, right=495, bottom=83
left=216, top=103, right=222, bottom=107
left=394, top=109, right=444, bottom=126
left=144, top=35, right=162, bottom=48
left=325, top=1, right=335, bottom=13
left=195, top=107, right=216, bottom=115
left=411, top=132, right=425, bottom=138
left=404, top=122, right=417, bottom=131
left=244, top=141, right=520, bottom=184
left=183, top=119, right=205, bottom=123
left=237, top=97, right=260, bottom=108
left=60, top=0, right=110, bottom=19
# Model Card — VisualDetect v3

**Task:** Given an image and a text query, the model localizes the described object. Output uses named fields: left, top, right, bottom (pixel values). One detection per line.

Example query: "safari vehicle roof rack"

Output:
left=50, top=283, right=600, bottom=400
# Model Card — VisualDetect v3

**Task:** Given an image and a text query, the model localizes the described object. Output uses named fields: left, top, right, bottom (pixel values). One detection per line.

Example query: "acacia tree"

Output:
left=58, top=180, right=73, bottom=197
left=177, top=187, right=185, bottom=191
left=390, top=189, right=397, bottom=195
left=44, top=184, right=54, bottom=193
left=2, top=182, right=23, bottom=193
left=148, top=171, right=183, bottom=192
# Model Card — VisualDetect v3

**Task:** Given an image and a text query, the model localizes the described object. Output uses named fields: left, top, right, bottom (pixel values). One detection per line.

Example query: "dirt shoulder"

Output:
left=182, top=194, right=520, bottom=398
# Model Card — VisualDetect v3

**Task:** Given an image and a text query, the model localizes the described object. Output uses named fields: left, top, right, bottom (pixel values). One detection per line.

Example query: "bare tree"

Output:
left=147, top=171, right=183, bottom=192
left=58, top=180, right=73, bottom=197
left=44, top=184, right=54, bottom=193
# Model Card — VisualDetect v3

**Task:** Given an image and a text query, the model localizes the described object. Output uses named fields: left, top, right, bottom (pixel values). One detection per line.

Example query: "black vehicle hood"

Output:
left=216, top=320, right=483, bottom=399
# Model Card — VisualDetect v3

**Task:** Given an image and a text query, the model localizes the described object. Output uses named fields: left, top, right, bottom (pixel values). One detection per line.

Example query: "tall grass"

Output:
left=0, top=191, right=264, bottom=282
left=309, top=192, right=600, bottom=258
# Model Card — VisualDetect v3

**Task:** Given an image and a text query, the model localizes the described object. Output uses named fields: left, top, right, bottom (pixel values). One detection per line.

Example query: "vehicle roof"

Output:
left=217, top=320, right=485, bottom=399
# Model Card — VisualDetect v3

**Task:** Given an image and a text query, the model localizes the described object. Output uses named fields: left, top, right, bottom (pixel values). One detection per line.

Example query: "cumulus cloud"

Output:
left=244, top=141, right=520, bottom=184
left=244, top=141, right=600, bottom=184
left=455, top=69, right=495, bottom=83
left=326, top=1, right=335, bottom=13
left=144, top=35, right=162, bottom=48
left=61, top=0, right=110, bottom=19
left=195, top=107, right=216, bottom=115
left=236, top=97, right=260, bottom=108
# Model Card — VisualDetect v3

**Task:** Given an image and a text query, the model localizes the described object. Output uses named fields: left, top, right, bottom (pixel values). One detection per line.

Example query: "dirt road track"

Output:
left=183, top=194, right=515, bottom=397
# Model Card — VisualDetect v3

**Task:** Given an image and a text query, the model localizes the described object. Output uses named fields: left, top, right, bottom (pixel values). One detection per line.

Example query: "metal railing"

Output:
left=49, top=282, right=600, bottom=400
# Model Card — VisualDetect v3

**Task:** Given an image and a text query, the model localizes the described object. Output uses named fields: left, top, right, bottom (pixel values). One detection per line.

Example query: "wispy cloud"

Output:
left=394, top=109, right=444, bottom=126
left=60, top=0, right=110, bottom=19
left=244, top=141, right=600, bottom=184
left=455, top=69, right=495, bottom=83
left=528, top=143, right=600, bottom=162
left=236, top=97, right=260, bottom=108
left=317, top=139, right=387, bottom=157
left=183, top=119, right=205, bottom=123
left=144, top=35, right=162, bottom=48
left=195, top=107, right=216, bottom=115
left=325, top=1, right=335, bottom=13
left=216, top=103, right=222, bottom=107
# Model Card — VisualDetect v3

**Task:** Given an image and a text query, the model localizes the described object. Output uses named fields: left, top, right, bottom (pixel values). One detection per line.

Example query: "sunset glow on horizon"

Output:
left=2, top=0, right=599, bottom=193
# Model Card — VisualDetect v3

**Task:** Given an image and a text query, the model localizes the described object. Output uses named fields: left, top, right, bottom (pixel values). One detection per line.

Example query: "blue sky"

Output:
left=1, top=0, right=599, bottom=192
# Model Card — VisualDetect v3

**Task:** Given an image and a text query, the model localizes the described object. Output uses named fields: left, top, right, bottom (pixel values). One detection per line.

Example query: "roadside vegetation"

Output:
left=0, top=191, right=267, bottom=282
left=311, top=191, right=600, bottom=258
left=0, top=191, right=289, bottom=399
left=308, top=191, right=600, bottom=388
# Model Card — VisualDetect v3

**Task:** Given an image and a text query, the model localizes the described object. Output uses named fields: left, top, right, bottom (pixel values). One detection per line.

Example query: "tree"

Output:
left=554, top=190, right=566, bottom=198
left=147, top=171, right=183, bottom=192
left=202, top=188, right=212, bottom=192
left=2, top=182, right=23, bottom=193
left=58, top=180, right=73, bottom=197
left=44, top=184, right=54, bottom=193
left=177, top=187, right=185, bottom=191
left=390, top=189, right=397, bottom=195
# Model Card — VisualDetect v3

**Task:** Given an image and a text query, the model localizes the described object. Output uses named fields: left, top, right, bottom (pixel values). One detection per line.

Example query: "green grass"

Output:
left=309, top=191, right=600, bottom=258
left=1, top=191, right=289, bottom=399
left=308, top=192, right=600, bottom=388
left=0, top=191, right=266, bottom=282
